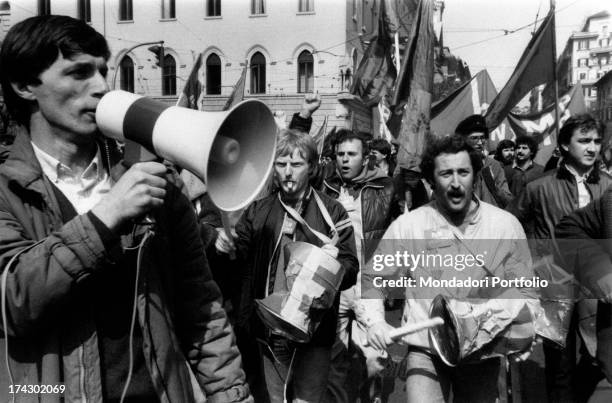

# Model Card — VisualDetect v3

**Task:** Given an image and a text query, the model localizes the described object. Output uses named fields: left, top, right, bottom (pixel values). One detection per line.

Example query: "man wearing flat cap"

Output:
left=456, top=114, right=513, bottom=208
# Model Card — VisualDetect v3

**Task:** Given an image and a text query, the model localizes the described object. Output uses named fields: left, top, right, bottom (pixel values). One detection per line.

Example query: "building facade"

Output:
left=1, top=0, right=414, bottom=133
left=557, top=10, right=611, bottom=111
left=594, top=69, right=612, bottom=142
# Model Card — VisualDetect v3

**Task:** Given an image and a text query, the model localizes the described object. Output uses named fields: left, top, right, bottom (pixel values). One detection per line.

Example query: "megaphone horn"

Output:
left=96, top=90, right=278, bottom=211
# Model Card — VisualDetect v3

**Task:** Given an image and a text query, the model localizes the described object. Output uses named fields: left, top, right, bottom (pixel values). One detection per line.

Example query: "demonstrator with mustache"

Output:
left=363, top=134, right=538, bottom=403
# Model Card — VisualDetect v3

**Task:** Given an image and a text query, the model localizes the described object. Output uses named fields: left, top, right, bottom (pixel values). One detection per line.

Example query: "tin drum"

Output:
left=256, top=241, right=344, bottom=343
left=429, top=294, right=535, bottom=367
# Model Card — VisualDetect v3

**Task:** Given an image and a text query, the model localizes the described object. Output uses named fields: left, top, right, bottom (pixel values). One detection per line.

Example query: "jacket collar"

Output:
left=323, top=169, right=386, bottom=194
left=556, top=162, right=601, bottom=184
left=1, top=126, right=124, bottom=191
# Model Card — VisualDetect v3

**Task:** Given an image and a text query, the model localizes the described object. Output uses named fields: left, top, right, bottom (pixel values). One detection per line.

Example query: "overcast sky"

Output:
left=443, top=0, right=611, bottom=89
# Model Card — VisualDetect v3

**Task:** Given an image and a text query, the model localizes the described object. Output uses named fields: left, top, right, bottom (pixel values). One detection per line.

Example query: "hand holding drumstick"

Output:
left=366, top=317, right=444, bottom=351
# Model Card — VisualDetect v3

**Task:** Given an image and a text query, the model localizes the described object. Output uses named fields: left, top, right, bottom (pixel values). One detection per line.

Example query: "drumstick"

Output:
left=388, top=317, right=444, bottom=340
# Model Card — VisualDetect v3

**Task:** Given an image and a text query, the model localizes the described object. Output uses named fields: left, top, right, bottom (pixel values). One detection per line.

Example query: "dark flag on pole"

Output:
left=350, top=0, right=397, bottom=107
left=176, top=53, right=204, bottom=109
left=485, top=11, right=555, bottom=130
left=389, top=0, right=435, bottom=171
left=223, top=65, right=247, bottom=111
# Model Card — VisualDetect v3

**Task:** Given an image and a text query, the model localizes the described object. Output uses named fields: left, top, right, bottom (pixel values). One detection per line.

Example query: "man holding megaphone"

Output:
left=0, top=15, right=251, bottom=403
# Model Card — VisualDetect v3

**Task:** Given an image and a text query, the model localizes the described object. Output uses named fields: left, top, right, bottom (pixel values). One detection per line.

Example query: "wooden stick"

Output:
left=388, top=317, right=444, bottom=340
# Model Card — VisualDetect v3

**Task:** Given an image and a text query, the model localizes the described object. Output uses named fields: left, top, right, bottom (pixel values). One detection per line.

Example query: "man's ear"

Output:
left=560, top=143, right=569, bottom=153
left=10, top=82, right=37, bottom=102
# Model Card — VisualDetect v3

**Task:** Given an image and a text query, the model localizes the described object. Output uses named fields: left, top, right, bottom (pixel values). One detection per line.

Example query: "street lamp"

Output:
left=112, top=40, right=164, bottom=90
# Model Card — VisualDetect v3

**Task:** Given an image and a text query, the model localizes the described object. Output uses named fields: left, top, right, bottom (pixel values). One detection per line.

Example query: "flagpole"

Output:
left=550, top=0, right=560, bottom=140
left=394, top=32, right=401, bottom=72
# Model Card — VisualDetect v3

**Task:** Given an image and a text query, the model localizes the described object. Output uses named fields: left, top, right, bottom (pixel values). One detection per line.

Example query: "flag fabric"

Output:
left=430, top=70, right=498, bottom=136
left=176, top=53, right=204, bottom=109
left=484, top=11, right=555, bottom=130
left=350, top=0, right=397, bottom=108
left=311, top=115, right=328, bottom=156
left=223, top=65, right=247, bottom=111
left=389, top=0, right=435, bottom=172
left=504, top=83, right=586, bottom=166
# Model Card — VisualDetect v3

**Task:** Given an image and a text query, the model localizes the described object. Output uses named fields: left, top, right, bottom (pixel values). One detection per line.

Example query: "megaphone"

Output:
left=95, top=90, right=277, bottom=211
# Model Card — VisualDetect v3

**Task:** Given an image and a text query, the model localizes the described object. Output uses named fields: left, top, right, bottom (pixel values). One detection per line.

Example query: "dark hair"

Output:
left=494, top=139, right=515, bottom=161
left=420, top=134, right=483, bottom=185
left=0, top=15, right=110, bottom=125
left=369, top=139, right=391, bottom=157
left=455, top=114, right=489, bottom=138
left=558, top=114, right=605, bottom=157
left=333, top=129, right=369, bottom=156
left=514, top=135, right=538, bottom=160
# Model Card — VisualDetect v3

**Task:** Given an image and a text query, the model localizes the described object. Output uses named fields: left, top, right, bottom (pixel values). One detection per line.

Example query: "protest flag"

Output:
left=176, top=53, right=204, bottom=109
left=350, top=0, right=397, bottom=107
left=223, top=64, right=247, bottom=111
left=389, top=0, right=435, bottom=171
left=484, top=10, right=555, bottom=130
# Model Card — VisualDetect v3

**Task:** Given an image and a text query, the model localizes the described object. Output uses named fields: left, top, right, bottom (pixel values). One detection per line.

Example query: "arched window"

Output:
left=250, top=52, right=266, bottom=94
left=206, top=54, right=221, bottom=95
left=297, top=50, right=313, bottom=93
left=162, top=54, right=176, bottom=95
left=120, top=56, right=134, bottom=93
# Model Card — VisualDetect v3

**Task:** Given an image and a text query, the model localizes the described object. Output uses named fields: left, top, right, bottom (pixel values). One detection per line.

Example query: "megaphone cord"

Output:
left=119, top=227, right=153, bottom=403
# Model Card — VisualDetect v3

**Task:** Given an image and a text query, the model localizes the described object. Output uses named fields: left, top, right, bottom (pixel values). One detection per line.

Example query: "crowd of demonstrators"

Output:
left=0, top=15, right=252, bottom=403
left=320, top=130, right=399, bottom=402
left=456, top=114, right=514, bottom=209
left=510, top=114, right=612, bottom=403
left=4, top=14, right=612, bottom=403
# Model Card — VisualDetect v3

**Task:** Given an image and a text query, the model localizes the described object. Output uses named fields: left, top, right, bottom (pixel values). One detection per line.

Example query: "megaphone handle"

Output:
left=388, top=317, right=444, bottom=340
left=220, top=211, right=236, bottom=260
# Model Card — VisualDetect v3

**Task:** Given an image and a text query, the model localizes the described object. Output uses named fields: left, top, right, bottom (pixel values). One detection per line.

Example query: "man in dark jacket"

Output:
left=556, top=187, right=612, bottom=392
left=0, top=16, right=250, bottom=403
left=511, top=114, right=612, bottom=403
left=506, top=135, right=545, bottom=197
left=215, top=128, right=358, bottom=402
left=456, top=114, right=514, bottom=208
left=322, top=130, right=399, bottom=402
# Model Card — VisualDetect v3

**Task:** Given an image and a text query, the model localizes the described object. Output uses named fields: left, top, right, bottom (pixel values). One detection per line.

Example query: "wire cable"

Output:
left=119, top=227, right=153, bottom=403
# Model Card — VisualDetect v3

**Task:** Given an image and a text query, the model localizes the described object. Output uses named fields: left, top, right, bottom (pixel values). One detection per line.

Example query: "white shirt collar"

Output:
left=564, top=163, right=592, bottom=184
left=31, top=141, right=103, bottom=185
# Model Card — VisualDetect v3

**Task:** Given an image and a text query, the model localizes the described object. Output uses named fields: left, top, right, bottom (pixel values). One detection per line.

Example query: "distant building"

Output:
left=1, top=0, right=417, bottom=134
left=557, top=10, right=611, bottom=111
left=0, top=1, right=451, bottom=137
left=594, top=69, right=612, bottom=141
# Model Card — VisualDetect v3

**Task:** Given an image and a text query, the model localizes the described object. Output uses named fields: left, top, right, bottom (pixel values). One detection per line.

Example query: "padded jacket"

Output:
left=232, top=190, right=358, bottom=346
left=0, top=129, right=248, bottom=403
left=322, top=173, right=399, bottom=243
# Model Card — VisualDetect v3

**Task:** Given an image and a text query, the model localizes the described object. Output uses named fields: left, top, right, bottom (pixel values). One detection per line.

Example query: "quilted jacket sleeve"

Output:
left=0, top=189, right=116, bottom=337
left=165, top=183, right=249, bottom=400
